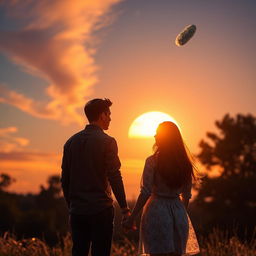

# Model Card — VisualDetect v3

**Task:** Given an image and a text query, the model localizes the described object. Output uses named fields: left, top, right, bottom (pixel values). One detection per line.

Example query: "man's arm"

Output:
left=122, top=157, right=153, bottom=230
left=61, top=142, right=71, bottom=208
left=105, top=138, right=128, bottom=210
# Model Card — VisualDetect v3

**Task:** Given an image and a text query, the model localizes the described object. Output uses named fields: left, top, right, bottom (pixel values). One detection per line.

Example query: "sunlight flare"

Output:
left=128, top=111, right=179, bottom=138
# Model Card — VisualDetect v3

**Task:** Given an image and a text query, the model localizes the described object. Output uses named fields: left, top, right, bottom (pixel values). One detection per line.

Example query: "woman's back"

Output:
left=139, top=155, right=199, bottom=255
left=141, top=155, right=192, bottom=201
left=125, top=121, right=200, bottom=255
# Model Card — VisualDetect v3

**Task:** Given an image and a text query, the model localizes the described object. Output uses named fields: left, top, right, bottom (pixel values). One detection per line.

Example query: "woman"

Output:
left=123, top=121, right=200, bottom=256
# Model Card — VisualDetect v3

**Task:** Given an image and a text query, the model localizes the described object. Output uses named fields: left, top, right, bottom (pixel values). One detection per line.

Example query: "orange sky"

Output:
left=0, top=0, right=256, bottom=199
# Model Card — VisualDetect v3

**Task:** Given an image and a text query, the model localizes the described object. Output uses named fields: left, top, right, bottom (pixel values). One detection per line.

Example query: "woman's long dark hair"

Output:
left=154, top=121, right=195, bottom=189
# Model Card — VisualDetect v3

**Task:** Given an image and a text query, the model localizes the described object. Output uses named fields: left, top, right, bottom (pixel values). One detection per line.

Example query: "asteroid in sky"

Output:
left=175, top=24, right=197, bottom=46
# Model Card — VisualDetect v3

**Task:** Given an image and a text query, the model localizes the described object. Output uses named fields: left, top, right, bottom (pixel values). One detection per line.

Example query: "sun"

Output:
left=128, top=111, right=179, bottom=138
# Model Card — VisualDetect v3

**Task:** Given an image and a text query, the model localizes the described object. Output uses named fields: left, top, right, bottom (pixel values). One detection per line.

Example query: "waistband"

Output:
left=151, top=194, right=180, bottom=199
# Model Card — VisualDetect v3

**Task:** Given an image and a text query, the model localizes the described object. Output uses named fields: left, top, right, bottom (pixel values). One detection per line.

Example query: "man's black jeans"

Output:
left=70, top=207, right=114, bottom=256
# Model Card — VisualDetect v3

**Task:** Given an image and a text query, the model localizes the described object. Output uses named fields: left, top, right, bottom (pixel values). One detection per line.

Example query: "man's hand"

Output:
left=121, top=207, right=131, bottom=223
left=120, top=207, right=137, bottom=231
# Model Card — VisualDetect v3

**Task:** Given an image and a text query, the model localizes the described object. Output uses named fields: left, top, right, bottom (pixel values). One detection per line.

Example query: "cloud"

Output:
left=0, top=151, right=142, bottom=198
left=0, top=0, right=122, bottom=125
left=0, top=126, right=30, bottom=153
left=0, top=151, right=55, bottom=161
left=0, top=125, right=61, bottom=194
left=0, top=126, right=18, bottom=136
left=0, top=150, right=61, bottom=194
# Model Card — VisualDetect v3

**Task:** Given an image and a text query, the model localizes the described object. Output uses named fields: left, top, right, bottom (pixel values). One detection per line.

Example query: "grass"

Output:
left=0, top=230, right=255, bottom=256
left=200, top=229, right=256, bottom=256
left=0, top=232, right=72, bottom=256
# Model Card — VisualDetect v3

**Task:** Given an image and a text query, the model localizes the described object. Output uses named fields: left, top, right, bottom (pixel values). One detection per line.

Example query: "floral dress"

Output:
left=138, top=156, right=200, bottom=255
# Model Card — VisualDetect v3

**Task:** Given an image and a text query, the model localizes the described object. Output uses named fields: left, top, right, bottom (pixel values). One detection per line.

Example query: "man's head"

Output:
left=84, top=98, right=112, bottom=130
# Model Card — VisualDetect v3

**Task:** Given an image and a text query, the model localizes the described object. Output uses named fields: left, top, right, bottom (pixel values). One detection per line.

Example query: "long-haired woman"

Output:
left=123, top=121, right=200, bottom=256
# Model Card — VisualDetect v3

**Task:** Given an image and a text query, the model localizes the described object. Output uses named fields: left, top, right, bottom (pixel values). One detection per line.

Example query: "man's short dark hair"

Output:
left=84, top=98, right=112, bottom=122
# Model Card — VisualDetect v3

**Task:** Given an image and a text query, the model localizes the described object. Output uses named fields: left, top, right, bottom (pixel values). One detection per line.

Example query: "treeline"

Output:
left=190, top=113, right=256, bottom=240
left=0, top=173, right=139, bottom=246
left=0, top=175, right=68, bottom=246
left=0, top=113, right=255, bottom=245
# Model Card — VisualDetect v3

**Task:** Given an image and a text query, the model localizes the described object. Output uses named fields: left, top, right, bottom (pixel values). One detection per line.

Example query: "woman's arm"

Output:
left=181, top=197, right=189, bottom=210
left=130, top=192, right=150, bottom=218
left=122, top=192, right=150, bottom=230
left=122, top=157, right=154, bottom=230
left=181, top=179, right=192, bottom=211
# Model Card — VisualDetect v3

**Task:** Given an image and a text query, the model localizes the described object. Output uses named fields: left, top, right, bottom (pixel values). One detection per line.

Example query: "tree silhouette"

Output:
left=0, top=173, right=19, bottom=234
left=192, top=113, right=256, bottom=238
left=0, top=173, right=15, bottom=191
left=35, top=175, right=68, bottom=245
left=39, top=175, right=62, bottom=200
left=0, top=173, right=68, bottom=245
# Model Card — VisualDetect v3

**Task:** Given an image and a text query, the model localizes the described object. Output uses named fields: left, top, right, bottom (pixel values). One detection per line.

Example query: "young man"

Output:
left=61, top=98, right=130, bottom=256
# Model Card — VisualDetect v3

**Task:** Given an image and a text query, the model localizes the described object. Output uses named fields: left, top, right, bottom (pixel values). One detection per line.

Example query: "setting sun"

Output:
left=128, top=111, right=179, bottom=138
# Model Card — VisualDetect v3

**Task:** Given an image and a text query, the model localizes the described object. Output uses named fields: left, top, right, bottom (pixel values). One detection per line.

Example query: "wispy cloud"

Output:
left=0, top=151, right=61, bottom=194
left=0, top=125, right=61, bottom=194
left=0, top=151, right=56, bottom=161
left=0, top=0, right=121, bottom=125
left=0, top=126, right=29, bottom=153
left=0, top=126, right=18, bottom=136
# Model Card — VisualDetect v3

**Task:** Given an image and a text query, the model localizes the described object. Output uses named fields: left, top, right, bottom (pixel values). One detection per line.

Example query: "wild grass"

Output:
left=0, top=229, right=255, bottom=256
left=200, top=229, right=256, bottom=256
left=0, top=232, right=71, bottom=256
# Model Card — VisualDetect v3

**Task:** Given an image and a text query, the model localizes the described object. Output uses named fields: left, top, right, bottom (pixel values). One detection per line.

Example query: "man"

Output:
left=61, top=98, right=130, bottom=256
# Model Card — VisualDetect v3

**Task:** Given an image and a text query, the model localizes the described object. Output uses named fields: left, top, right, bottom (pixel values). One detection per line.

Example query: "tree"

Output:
left=39, top=175, right=62, bottom=199
left=35, top=175, right=68, bottom=245
left=0, top=173, right=15, bottom=191
left=192, top=113, right=256, bottom=238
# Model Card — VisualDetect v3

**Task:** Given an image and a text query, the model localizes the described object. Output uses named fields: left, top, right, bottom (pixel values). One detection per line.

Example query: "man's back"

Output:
left=61, top=98, right=128, bottom=256
left=61, top=124, right=124, bottom=215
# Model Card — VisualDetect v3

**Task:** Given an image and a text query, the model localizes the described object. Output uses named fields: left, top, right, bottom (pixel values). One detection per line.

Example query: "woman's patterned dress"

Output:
left=138, top=156, right=200, bottom=255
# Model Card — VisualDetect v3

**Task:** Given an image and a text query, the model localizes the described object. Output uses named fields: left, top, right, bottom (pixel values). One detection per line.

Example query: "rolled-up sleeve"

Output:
left=105, top=138, right=127, bottom=208
left=140, top=157, right=155, bottom=197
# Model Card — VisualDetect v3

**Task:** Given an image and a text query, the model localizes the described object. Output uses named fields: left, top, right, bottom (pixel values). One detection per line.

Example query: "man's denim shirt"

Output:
left=61, top=124, right=127, bottom=215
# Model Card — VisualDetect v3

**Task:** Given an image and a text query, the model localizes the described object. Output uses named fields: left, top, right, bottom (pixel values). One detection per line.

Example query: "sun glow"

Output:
left=128, top=111, right=179, bottom=138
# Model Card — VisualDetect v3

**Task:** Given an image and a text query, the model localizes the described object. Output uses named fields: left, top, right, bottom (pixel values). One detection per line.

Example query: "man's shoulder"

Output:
left=97, top=132, right=118, bottom=149
left=63, top=130, right=117, bottom=147
left=101, top=131, right=116, bottom=141
left=63, top=130, right=84, bottom=147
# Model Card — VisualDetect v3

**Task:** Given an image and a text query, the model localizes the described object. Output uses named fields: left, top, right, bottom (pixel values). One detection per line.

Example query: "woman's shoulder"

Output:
left=145, top=154, right=156, bottom=167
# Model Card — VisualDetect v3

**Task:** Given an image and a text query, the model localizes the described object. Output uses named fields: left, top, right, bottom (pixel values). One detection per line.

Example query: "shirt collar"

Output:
left=84, top=124, right=103, bottom=132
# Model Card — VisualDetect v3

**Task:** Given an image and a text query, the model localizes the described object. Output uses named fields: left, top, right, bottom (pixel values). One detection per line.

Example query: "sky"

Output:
left=0, top=0, right=256, bottom=200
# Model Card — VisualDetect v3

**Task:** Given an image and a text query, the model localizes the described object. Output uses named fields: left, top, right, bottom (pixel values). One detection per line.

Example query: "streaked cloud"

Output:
left=0, top=126, right=29, bottom=153
left=0, top=151, right=61, bottom=194
left=0, top=124, right=61, bottom=193
left=0, top=126, right=18, bottom=136
left=0, top=151, right=56, bottom=161
left=0, top=0, right=121, bottom=125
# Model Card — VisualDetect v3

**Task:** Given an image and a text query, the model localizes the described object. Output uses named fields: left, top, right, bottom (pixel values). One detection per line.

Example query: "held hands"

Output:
left=122, top=215, right=137, bottom=232
left=121, top=208, right=137, bottom=232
